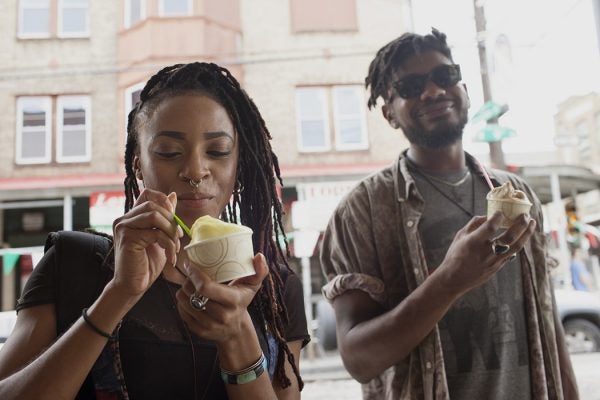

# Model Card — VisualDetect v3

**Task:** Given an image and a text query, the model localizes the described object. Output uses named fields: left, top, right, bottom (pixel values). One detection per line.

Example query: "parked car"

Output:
left=315, top=289, right=600, bottom=354
left=554, top=289, right=600, bottom=353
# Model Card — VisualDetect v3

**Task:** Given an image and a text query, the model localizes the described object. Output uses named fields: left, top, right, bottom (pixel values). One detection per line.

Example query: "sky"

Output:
left=411, top=0, right=600, bottom=157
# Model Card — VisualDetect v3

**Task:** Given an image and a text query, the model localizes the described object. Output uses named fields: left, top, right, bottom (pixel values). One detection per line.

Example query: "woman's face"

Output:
left=134, top=94, right=239, bottom=225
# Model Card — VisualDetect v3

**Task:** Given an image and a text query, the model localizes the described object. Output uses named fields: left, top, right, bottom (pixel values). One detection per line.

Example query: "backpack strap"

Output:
left=45, top=231, right=113, bottom=335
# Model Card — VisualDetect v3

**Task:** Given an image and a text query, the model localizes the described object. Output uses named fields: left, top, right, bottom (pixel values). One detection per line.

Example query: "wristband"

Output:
left=220, top=352, right=267, bottom=385
left=82, top=307, right=113, bottom=339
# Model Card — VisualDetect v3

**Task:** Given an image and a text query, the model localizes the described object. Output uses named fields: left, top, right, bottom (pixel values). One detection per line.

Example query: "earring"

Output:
left=233, top=181, right=244, bottom=195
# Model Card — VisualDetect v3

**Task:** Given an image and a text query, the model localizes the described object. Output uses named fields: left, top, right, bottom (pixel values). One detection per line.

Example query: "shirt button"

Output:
left=406, top=220, right=414, bottom=227
left=413, top=268, right=419, bottom=276
left=426, top=361, right=432, bottom=369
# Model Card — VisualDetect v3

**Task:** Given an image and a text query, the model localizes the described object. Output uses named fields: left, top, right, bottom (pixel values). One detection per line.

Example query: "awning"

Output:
left=518, top=165, right=600, bottom=204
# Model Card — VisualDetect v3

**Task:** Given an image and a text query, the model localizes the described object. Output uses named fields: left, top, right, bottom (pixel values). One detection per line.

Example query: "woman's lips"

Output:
left=178, top=193, right=214, bottom=209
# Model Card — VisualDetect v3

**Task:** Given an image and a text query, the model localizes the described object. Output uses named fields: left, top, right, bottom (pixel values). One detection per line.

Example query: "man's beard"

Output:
left=401, top=113, right=468, bottom=149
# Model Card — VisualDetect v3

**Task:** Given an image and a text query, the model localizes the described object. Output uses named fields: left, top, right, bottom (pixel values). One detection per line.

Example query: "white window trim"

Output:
left=16, top=96, right=52, bottom=164
left=124, top=81, right=145, bottom=131
left=158, top=0, right=192, bottom=16
left=18, top=0, right=51, bottom=39
left=332, top=85, right=369, bottom=151
left=295, top=87, right=331, bottom=153
left=124, top=0, right=146, bottom=29
left=56, top=95, right=92, bottom=163
left=57, top=0, right=90, bottom=38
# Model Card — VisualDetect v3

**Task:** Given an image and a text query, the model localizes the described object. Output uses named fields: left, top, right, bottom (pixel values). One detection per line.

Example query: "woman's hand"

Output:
left=437, top=211, right=536, bottom=297
left=175, top=253, right=269, bottom=343
left=111, top=189, right=182, bottom=298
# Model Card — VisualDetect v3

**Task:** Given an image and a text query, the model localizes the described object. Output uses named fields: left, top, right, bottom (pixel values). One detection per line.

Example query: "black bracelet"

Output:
left=81, top=307, right=112, bottom=339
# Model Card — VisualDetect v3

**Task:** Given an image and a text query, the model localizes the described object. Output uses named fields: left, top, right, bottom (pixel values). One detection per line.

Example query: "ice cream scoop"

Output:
left=184, top=216, right=255, bottom=283
left=189, top=215, right=252, bottom=242
left=486, top=182, right=532, bottom=228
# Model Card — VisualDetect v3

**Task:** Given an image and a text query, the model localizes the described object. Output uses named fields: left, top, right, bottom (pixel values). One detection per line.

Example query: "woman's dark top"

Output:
left=16, top=232, right=309, bottom=399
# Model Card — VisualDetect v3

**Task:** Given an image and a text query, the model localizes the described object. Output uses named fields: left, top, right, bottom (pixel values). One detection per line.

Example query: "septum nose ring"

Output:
left=189, top=178, right=202, bottom=189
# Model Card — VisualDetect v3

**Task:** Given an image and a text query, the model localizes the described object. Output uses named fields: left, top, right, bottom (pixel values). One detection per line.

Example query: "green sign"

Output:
left=471, top=101, right=508, bottom=123
left=474, top=123, right=516, bottom=142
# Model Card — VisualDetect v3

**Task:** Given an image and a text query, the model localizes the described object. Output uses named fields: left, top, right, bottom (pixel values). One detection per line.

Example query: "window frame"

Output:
left=16, top=96, right=53, bottom=165
left=124, top=0, right=146, bottom=29
left=332, top=85, right=369, bottom=151
left=57, top=0, right=90, bottom=38
left=18, top=0, right=51, bottom=39
left=158, top=0, right=192, bottom=16
left=295, top=87, right=332, bottom=153
left=56, top=95, right=92, bottom=163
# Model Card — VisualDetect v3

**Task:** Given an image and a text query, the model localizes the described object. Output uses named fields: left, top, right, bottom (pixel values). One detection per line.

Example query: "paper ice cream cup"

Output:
left=184, top=231, right=255, bottom=283
left=487, top=198, right=532, bottom=229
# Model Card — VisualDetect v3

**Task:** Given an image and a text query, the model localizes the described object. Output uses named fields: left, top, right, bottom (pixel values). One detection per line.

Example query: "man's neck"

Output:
left=406, top=141, right=466, bottom=172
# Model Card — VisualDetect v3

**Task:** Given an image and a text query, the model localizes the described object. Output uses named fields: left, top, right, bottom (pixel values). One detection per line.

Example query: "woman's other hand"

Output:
left=175, top=253, right=269, bottom=343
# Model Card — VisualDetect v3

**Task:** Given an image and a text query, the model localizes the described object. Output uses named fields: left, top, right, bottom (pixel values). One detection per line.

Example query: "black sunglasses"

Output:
left=393, top=64, right=462, bottom=99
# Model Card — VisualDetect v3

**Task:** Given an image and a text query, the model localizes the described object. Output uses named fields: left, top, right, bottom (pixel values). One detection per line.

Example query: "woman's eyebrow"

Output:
left=204, top=130, right=234, bottom=141
left=153, top=130, right=185, bottom=140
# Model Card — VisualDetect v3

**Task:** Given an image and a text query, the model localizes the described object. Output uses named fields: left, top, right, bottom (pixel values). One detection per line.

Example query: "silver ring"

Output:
left=189, top=178, right=202, bottom=189
left=189, top=294, right=209, bottom=311
left=492, top=240, right=510, bottom=256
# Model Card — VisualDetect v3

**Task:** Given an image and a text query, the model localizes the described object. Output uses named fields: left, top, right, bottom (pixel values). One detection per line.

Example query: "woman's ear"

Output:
left=133, top=156, right=143, bottom=180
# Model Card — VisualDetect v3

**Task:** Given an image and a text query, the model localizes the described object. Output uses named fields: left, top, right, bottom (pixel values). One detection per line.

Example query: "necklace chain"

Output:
left=406, top=158, right=475, bottom=218
left=418, top=169, right=471, bottom=187
left=162, top=276, right=217, bottom=400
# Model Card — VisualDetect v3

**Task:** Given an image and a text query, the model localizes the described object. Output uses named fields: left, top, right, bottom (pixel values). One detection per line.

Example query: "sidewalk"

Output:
left=300, top=350, right=349, bottom=382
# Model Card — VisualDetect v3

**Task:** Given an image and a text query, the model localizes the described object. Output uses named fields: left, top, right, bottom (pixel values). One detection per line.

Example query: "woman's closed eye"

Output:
left=208, top=149, right=232, bottom=157
left=154, top=150, right=182, bottom=159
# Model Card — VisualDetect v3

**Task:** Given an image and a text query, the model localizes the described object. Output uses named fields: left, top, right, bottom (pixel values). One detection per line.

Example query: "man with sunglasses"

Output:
left=320, top=28, right=578, bottom=400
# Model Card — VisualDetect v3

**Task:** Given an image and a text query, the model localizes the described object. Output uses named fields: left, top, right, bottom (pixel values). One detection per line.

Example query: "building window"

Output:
left=58, top=0, right=89, bottom=37
left=295, top=85, right=368, bottom=153
left=290, top=0, right=358, bottom=33
left=159, top=0, right=192, bottom=16
left=125, top=82, right=144, bottom=130
left=124, top=0, right=145, bottom=28
left=16, top=97, right=52, bottom=164
left=56, top=96, right=91, bottom=162
left=332, top=86, right=368, bottom=150
left=18, top=0, right=89, bottom=39
left=295, top=87, right=331, bottom=152
left=18, top=0, right=50, bottom=38
left=16, top=95, right=92, bottom=165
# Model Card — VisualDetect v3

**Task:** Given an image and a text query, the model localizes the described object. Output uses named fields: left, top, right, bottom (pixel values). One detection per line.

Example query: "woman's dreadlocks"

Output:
left=365, top=28, right=453, bottom=109
left=122, top=62, right=302, bottom=389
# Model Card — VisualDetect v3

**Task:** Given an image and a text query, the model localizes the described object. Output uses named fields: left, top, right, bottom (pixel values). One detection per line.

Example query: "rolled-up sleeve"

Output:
left=320, top=184, right=387, bottom=307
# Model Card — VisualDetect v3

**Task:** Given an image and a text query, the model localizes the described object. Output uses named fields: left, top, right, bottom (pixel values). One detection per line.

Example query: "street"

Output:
left=301, top=352, right=600, bottom=399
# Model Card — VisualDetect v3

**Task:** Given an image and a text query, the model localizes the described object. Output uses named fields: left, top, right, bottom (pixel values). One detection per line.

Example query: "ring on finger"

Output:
left=189, top=293, right=209, bottom=311
left=491, top=240, right=510, bottom=256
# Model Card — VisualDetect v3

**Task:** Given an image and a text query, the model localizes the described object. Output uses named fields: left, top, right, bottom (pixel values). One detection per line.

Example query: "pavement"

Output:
left=300, top=350, right=600, bottom=400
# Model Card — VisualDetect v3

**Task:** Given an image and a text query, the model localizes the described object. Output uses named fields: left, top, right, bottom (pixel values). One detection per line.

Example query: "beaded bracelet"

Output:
left=220, top=352, right=267, bottom=385
left=82, top=307, right=113, bottom=339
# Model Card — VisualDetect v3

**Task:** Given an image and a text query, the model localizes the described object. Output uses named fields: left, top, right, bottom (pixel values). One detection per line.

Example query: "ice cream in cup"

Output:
left=184, top=215, right=255, bottom=283
left=486, top=182, right=532, bottom=228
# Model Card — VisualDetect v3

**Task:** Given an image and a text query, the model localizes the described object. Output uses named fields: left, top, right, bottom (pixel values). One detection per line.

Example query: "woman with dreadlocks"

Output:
left=0, top=62, right=309, bottom=400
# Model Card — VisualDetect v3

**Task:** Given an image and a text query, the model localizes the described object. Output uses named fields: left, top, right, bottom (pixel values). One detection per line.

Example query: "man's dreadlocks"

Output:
left=365, top=28, right=453, bottom=109
left=122, top=62, right=302, bottom=389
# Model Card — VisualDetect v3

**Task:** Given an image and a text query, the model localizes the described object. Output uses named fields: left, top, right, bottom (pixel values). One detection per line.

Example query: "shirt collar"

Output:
left=395, top=150, right=502, bottom=202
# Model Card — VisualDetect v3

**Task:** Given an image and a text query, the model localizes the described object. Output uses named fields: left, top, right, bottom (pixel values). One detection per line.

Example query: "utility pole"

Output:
left=473, top=0, right=506, bottom=169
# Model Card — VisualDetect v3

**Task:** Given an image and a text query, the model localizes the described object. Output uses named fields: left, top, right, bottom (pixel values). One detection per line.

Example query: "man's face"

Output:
left=383, top=50, right=470, bottom=149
